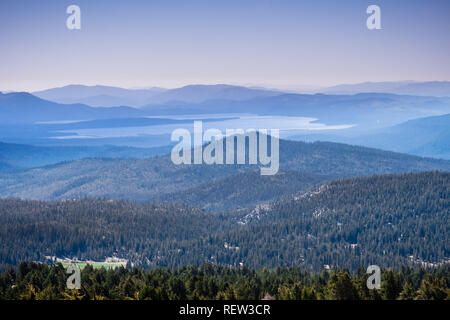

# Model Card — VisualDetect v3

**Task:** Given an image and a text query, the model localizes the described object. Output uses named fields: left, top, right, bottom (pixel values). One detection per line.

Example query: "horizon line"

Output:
left=2, top=79, right=450, bottom=94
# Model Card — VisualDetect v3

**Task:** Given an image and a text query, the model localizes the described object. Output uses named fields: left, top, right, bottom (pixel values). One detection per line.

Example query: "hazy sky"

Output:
left=1, top=0, right=449, bottom=91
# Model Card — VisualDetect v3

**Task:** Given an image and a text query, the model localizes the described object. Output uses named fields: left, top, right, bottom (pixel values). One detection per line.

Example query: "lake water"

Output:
left=53, top=114, right=353, bottom=140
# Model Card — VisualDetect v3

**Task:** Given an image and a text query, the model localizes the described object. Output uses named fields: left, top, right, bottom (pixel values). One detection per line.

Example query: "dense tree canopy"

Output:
left=0, top=262, right=448, bottom=300
left=0, top=171, right=448, bottom=272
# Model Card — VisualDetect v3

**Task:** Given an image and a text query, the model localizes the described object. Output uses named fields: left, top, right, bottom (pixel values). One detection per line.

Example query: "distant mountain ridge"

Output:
left=145, top=84, right=282, bottom=104
left=29, top=82, right=450, bottom=110
left=289, top=113, right=450, bottom=160
left=142, top=92, right=450, bottom=128
left=0, top=141, right=173, bottom=170
left=5, top=90, right=450, bottom=130
left=352, top=113, right=450, bottom=159
left=32, top=84, right=282, bottom=107
left=0, top=91, right=142, bottom=124
left=33, top=85, right=166, bottom=107
left=321, top=81, right=450, bottom=97
left=5, top=87, right=450, bottom=129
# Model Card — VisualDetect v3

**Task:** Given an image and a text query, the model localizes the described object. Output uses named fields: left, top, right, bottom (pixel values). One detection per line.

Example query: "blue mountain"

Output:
left=352, top=113, right=450, bottom=159
left=0, top=92, right=142, bottom=124
left=289, top=113, right=450, bottom=160
left=143, top=92, right=450, bottom=128
left=145, top=84, right=282, bottom=104
left=33, top=85, right=165, bottom=107
left=322, top=81, right=450, bottom=97
left=0, top=141, right=173, bottom=170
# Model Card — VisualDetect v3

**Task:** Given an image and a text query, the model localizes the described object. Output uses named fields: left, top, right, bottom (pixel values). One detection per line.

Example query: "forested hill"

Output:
left=0, top=200, right=221, bottom=270
left=158, top=170, right=334, bottom=212
left=0, top=141, right=173, bottom=170
left=226, top=171, right=450, bottom=271
left=0, top=139, right=449, bottom=202
left=0, top=171, right=448, bottom=271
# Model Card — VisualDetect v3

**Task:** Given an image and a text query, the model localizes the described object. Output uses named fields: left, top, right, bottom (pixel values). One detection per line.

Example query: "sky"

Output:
left=0, top=0, right=449, bottom=92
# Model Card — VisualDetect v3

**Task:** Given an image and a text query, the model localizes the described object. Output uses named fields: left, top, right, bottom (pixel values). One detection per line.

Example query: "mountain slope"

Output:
left=159, top=170, right=334, bottom=212
left=143, top=92, right=450, bottom=128
left=0, top=139, right=449, bottom=201
left=0, top=92, right=142, bottom=124
left=32, top=84, right=278, bottom=106
left=352, top=113, right=450, bottom=159
left=0, top=142, right=173, bottom=170
left=33, top=85, right=165, bottom=107
left=322, top=81, right=450, bottom=97
left=146, top=84, right=281, bottom=104
left=290, top=113, right=450, bottom=159
left=220, top=171, right=450, bottom=270
left=3, top=90, right=450, bottom=130
left=0, top=199, right=219, bottom=269
left=0, top=171, right=448, bottom=271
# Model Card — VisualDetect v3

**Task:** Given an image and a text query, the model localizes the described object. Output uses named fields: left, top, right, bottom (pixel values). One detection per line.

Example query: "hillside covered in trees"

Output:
left=158, top=170, right=334, bottom=212
left=0, top=139, right=449, bottom=208
left=0, top=171, right=448, bottom=272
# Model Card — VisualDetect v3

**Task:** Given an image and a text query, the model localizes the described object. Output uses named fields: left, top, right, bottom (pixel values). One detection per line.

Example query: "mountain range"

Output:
left=2, top=84, right=450, bottom=164
left=30, top=82, right=450, bottom=109
left=0, top=138, right=449, bottom=205
left=1, top=82, right=449, bottom=272
left=290, top=113, right=450, bottom=160
left=351, top=113, right=450, bottom=159
left=320, top=81, right=450, bottom=97
left=141, top=92, right=450, bottom=128
left=0, top=142, right=172, bottom=170
left=0, top=91, right=142, bottom=124
left=33, top=85, right=166, bottom=107
left=3, top=88, right=450, bottom=130
left=32, top=84, right=281, bottom=107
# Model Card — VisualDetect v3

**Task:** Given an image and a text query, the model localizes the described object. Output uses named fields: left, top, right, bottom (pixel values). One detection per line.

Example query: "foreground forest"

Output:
left=0, top=262, right=449, bottom=300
